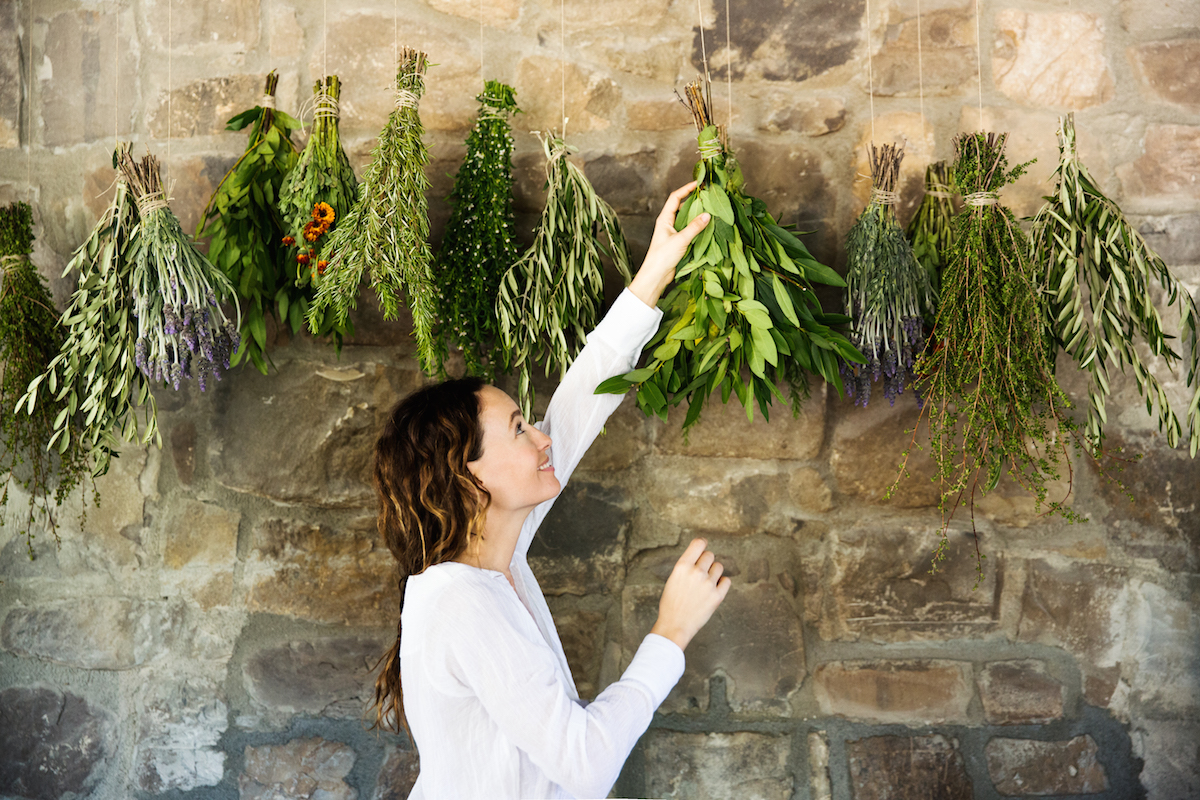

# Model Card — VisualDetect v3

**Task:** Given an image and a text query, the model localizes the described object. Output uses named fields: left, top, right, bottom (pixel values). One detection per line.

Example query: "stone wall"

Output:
left=1, top=0, right=1198, bottom=798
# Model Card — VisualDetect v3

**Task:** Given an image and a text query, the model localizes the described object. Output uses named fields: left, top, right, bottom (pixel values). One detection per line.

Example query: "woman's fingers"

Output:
left=658, top=181, right=699, bottom=226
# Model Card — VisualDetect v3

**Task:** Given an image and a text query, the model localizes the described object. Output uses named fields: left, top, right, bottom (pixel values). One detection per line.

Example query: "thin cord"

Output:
left=395, top=0, right=398, bottom=76
left=480, top=0, right=484, bottom=80
left=167, top=0, right=171, bottom=174
left=725, top=0, right=732, bottom=144
left=560, top=0, right=565, bottom=135
left=974, top=0, right=983, bottom=129
left=866, top=0, right=875, bottom=145
left=26, top=0, right=33, bottom=191
left=696, top=0, right=709, bottom=81
left=323, top=0, right=328, bottom=83
left=916, top=0, right=925, bottom=126
left=114, top=0, right=119, bottom=145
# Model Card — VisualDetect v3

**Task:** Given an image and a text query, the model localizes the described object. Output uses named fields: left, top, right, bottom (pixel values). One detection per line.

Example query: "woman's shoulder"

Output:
left=405, top=562, right=514, bottom=621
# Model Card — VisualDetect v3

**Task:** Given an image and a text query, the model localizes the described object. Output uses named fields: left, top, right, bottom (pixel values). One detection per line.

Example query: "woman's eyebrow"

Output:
left=509, top=409, right=521, bottom=428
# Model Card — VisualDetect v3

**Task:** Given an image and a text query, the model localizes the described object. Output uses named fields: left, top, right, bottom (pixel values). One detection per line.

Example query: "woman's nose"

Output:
left=532, top=427, right=552, bottom=450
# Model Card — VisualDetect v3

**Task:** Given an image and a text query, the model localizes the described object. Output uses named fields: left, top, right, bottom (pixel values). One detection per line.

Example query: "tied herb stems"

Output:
left=906, top=160, right=956, bottom=299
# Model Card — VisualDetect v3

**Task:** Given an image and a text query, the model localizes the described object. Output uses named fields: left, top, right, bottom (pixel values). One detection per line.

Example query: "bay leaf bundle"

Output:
left=905, top=160, right=956, bottom=297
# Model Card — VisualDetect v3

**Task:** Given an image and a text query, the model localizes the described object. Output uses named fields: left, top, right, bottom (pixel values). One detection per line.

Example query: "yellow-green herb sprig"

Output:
left=905, top=160, right=956, bottom=299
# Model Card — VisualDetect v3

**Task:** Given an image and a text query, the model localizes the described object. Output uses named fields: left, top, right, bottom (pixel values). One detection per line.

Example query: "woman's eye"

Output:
left=515, top=422, right=525, bottom=435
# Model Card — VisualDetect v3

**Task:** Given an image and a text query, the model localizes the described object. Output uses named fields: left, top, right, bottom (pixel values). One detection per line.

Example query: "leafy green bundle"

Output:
left=905, top=160, right=956, bottom=297
left=0, top=202, right=90, bottom=555
left=308, top=49, right=437, bottom=372
left=198, top=70, right=304, bottom=374
left=596, top=79, right=860, bottom=433
left=497, top=131, right=632, bottom=419
left=433, top=80, right=521, bottom=379
left=841, top=143, right=935, bottom=406
left=1032, top=113, right=1199, bottom=457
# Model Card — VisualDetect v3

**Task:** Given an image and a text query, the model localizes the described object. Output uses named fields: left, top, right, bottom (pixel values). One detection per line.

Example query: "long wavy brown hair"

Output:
left=370, top=377, right=491, bottom=735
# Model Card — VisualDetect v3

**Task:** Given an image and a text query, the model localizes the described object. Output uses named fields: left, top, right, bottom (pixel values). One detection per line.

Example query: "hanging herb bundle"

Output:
left=197, top=70, right=304, bottom=374
left=118, top=148, right=241, bottom=391
left=497, top=131, right=633, bottom=418
left=279, top=75, right=358, bottom=343
left=905, top=160, right=956, bottom=297
left=1032, top=113, right=1200, bottom=457
left=433, top=80, right=521, bottom=379
left=596, top=79, right=860, bottom=433
left=22, top=144, right=156, bottom=479
left=840, top=143, right=935, bottom=406
left=308, top=49, right=437, bottom=371
left=0, top=203, right=90, bottom=555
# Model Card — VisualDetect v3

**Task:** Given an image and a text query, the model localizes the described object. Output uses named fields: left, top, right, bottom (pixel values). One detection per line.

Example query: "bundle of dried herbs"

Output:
left=1032, top=113, right=1199, bottom=457
left=0, top=202, right=90, bottom=555
left=841, top=143, right=935, bottom=406
left=279, top=75, right=358, bottom=342
left=198, top=70, right=303, bottom=374
left=596, top=79, right=860, bottom=433
left=432, top=80, right=521, bottom=379
left=119, top=148, right=241, bottom=391
left=308, top=50, right=437, bottom=371
left=905, top=160, right=956, bottom=297
left=497, top=131, right=633, bottom=418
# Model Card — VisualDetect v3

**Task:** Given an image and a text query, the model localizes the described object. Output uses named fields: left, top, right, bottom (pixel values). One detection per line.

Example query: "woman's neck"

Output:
left=455, top=506, right=530, bottom=587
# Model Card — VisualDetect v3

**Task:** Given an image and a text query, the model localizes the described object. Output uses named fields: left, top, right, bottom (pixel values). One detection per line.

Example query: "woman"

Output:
left=372, top=184, right=729, bottom=799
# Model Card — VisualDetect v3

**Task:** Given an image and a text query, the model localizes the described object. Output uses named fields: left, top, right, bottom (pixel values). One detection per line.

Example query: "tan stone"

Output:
left=808, top=732, right=832, bottom=800
left=977, top=660, right=1065, bottom=725
left=627, top=97, right=693, bottom=132
left=0, top=3, right=19, bottom=149
left=1, top=598, right=181, bottom=670
left=515, top=57, right=622, bottom=134
left=1015, top=559, right=1127, bottom=666
left=760, top=95, right=847, bottom=137
left=576, top=399, right=651, bottom=471
left=954, top=106, right=1063, bottom=218
left=268, top=5, right=306, bottom=62
left=146, top=75, right=263, bottom=139
left=658, top=382, right=825, bottom=460
left=427, top=0, right=520, bottom=28
left=790, top=467, right=833, bottom=512
left=577, top=37, right=688, bottom=84
left=992, top=10, right=1114, bottom=110
left=240, top=738, right=355, bottom=800
left=1120, top=0, right=1200, bottom=36
left=1117, top=124, right=1200, bottom=206
left=985, top=736, right=1109, bottom=795
left=163, top=500, right=240, bottom=569
left=243, top=636, right=389, bottom=718
left=1130, top=41, right=1200, bottom=108
left=642, top=457, right=797, bottom=536
left=813, top=660, right=973, bottom=723
left=644, top=731, right=793, bottom=800
left=852, top=112, right=936, bottom=215
left=873, top=7, right=977, bottom=97
left=141, top=0, right=259, bottom=49
left=830, top=395, right=938, bottom=508
left=847, top=734, right=973, bottom=800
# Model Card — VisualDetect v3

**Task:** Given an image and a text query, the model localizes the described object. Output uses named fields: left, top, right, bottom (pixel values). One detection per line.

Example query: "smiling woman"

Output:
left=369, top=185, right=729, bottom=800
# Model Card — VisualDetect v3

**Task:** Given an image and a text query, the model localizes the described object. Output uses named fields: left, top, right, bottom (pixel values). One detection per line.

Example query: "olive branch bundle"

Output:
left=198, top=70, right=303, bottom=374
left=497, top=131, right=633, bottom=419
left=596, top=79, right=861, bottom=434
left=433, top=80, right=521, bottom=379
left=905, top=160, right=956, bottom=297
left=308, top=49, right=437, bottom=373
left=1031, top=113, right=1199, bottom=457
left=841, top=143, right=935, bottom=406
left=0, top=202, right=91, bottom=556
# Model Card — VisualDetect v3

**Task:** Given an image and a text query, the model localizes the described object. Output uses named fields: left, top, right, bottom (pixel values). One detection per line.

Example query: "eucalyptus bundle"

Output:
left=0, top=203, right=90, bottom=554
left=433, top=80, right=521, bottom=379
left=596, top=79, right=860, bottom=433
left=841, top=143, right=935, bottom=406
left=279, top=75, right=358, bottom=342
left=497, top=131, right=633, bottom=418
left=905, top=160, right=956, bottom=296
left=198, top=70, right=303, bottom=374
left=1032, top=113, right=1200, bottom=457
left=308, top=49, right=437, bottom=371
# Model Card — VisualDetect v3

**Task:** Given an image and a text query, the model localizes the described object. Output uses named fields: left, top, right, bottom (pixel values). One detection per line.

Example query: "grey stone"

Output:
left=645, top=731, right=793, bottom=800
left=1137, top=214, right=1200, bottom=267
left=0, top=3, right=19, bottom=148
left=550, top=608, right=607, bottom=700
left=240, top=737, right=356, bottom=800
left=1136, top=720, right=1200, bottom=799
left=1, top=598, right=181, bottom=669
left=1117, top=123, right=1200, bottom=203
left=243, top=636, right=390, bottom=718
left=528, top=481, right=630, bottom=596
left=847, top=734, right=972, bottom=800
left=1015, top=560, right=1128, bottom=666
left=171, top=421, right=198, bottom=485
left=583, top=150, right=657, bottom=216
left=135, top=676, right=227, bottom=792
left=0, top=687, right=111, bottom=800
left=146, top=74, right=264, bottom=139
left=872, top=7, right=978, bottom=97
left=830, top=395, right=939, bottom=508
left=372, top=745, right=420, bottom=800
left=985, top=735, right=1109, bottom=795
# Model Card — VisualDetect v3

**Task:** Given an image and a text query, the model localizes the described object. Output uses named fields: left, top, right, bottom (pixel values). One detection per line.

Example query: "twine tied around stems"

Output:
left=304, top=89, right=340, bottom=122
left=870, top=188, right=901, bottom=206
left=136, top=189, right=170, bottom=217
left=394, top=88, right=419, bottom=110
left=0, top=254, right=27, bottom=274
left=964, top=191, right=999, bottom=207
left=698, top=136, right=723, bottom=161
left=259, top=94, right=276, bottom=109
left=926, top=184, right=953, bottom=199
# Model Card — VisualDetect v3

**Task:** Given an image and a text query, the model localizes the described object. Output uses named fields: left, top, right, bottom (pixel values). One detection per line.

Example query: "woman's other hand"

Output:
left=650, top=538, right=731, bottom=651
left=628, top=182, right=711, bottom=309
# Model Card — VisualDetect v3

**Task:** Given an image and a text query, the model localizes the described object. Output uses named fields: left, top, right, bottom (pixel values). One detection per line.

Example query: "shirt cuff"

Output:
left=622, top=633, right=686, bottom=708
left=589, top=288, right=664, bottom=358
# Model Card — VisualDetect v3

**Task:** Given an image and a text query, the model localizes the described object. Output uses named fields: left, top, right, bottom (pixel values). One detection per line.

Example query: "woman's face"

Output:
left=467, top=385, right=559, bottom=514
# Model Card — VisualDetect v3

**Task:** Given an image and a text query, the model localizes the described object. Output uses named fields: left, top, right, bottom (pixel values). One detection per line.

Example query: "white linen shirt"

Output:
left=400, top=289, right=686, bottom=800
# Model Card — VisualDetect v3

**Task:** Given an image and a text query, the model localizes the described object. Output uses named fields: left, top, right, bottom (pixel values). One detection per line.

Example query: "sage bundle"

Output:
left=841, top=143, right=935, bottom=406
left=118, top=148, right=241, bottom=391
left=308, top=49, right=437, bottom=371
left=497, top=131, right=633, bottom=418
left=905, top=160, right=956, bottom=296
left=433, top=80, right=521, bottom=379
left=278, top=75, right=358, bottom=342
left=1, top=202, right=90, bottom=554
left=198, top=70, right=303, bottom=374
left=596, top=79, right=860, bottom=433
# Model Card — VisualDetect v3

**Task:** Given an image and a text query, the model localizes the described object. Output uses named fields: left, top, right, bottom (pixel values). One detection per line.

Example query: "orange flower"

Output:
left=297, top=253, right=310, bottom=264
left=317, top=259, right=329, bottom=275
left=311, top=202, right=335, bottom=227
left=302, top=221, right=322, bottom=242
left=281, top=235, right=295, bottom=246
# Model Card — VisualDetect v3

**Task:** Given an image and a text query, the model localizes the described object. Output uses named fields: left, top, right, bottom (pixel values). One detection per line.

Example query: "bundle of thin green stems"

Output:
left=905, top=160, right=956, bottom=298
left=497, top=131, right=633, bottom=419
left=1032, top=113, right=1199, bottom=457
left=119, top=148, right=240, bottom=392
left=841, top=143, right=935, bottom=406
left=433, top=80, right=521, bottom=379
left=0, top=202, right=91, bottom=556
left=308, top=49, right=437, bottom=373
left=198, top=70, right=303, bottom=374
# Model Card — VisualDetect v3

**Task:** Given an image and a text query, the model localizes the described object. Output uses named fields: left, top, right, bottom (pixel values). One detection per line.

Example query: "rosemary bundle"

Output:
left=596, top=79, right=860, bottom=433
left=198, top=70, right=303, bottom=374
left=118, top=148, right=240, bottom=391
left=278, top=75, right=358, bottom=342
left=1032, top=114, right=1199, bottom=457
left=841, top=143, right=935, bottom=406
left=1, top=203, right=90, bottom=554
left=433, top=80, right=521, bottom=379
left=497, top=131, right=633, bottom=418
left=905, top=160, right=956, bottom=297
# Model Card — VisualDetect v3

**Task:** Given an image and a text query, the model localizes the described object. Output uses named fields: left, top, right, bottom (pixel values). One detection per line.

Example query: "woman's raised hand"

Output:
left=650, top=538, right=731, bottom=651
left=628, top=182, right=711, bottom=309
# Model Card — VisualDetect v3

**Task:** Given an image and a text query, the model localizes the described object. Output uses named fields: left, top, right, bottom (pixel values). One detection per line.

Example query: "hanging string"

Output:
left=916, top=0, right=925, bottom=126
left=974, top=0, right=983, bottom=130
left=167, top=0, right=172, bottom=176
left=114, top=0, right=119, bottom=147
left=865, top=0, right=875, bottom=145
left=395, top=0, right=398, bottom=76
left=26, top=0, right=33, bottom=192
left=696, top=0, right=709, bottom=83
left=480, top=0, right=485, bottom=80
left=323, top=0, right=328, bottom=83
left=725, top=0, right=732, bottom=145
left=560, top=0, right=566, bottom=136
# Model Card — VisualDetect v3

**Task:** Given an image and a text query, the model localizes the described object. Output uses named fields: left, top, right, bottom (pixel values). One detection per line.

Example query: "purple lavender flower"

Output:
left=163, top=306, right=180, bottom=336
left=135, top=338, right=149, bottom=374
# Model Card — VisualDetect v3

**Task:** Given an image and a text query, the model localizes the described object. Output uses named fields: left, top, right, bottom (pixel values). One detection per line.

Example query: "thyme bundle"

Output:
left=198, top=70, right=303, bottom=374
left=596, top=79, right=860, bottom=433
left=1032, top=113, right=1200, bottom=457
left=905, top=160, right=956, bottom=297
left=496, top=131, right=633, bottom=418
left=841, top=143, right=935, bottom=406
left=1, top=203, right=90, bottom=555
left=308, top=49, right=437, bottom=371
left=433, top=80, right=521, bottom=379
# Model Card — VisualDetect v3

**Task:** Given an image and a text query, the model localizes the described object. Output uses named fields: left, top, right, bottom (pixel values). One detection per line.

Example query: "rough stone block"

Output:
left=814, top=660, right=973, bottom=724
left=516, top=56, right=621, bottom=133
left=830, top=395, right=937, bottom=508
left=0, top=687, right=111, bottom=800
left=873, top=6, right=977, bottom=97
left=707, top=139, right=832, bottom=237
left=992, top=10, right=1114, bottom=110
left=529, top=481, right=630, bottom=596
left=808, top=731, right=832, bottom=800
left=1014, top=559, right=1128, bottom=666
left=163, top=499, right=240, bottom=569
left=171, top=420, right=198, bottom=485
left=985, top=735, right=1109, bottom=795
left=575, top=399, right=650, bottom=471
left=1125, top=580, right=1200, bottom=716
left=760, top=95, right=847, bottom=137
left=243, top=636, right=391, bottom=718
left=372, top=745, right=421, bottom=800
left=1120, top=0, right=1200, bottom=36
left=427, top=0, right=520, bottom=28
left=1135, top=720, right=1200, bottom=799
left=977, top=660, right=1065, bottom=725
left=147, top=75, right=263, bottom=139
left=548, top=608, right=607, bottom=700
left=0, top=3, right=20, bottom=148
left=240, top=738, right=356, bottom=800
left=1137, top=213, right=1200, bottom=267
left=1, top=597, right=181, bottom=669
left=135, top=676, right=227, bottom=792
left=576, top=36, right=687, bottom=84
left=157, top=154, right=235, bottom=240
left=641, top=457, right=793, bottom=537
left=583, top=150, right=657, bottom=216
left=644, top=731, right=793, bottom=799
left=531, top=0, right=672, bottom=31
left=142, top=0, right=259, bottom=50
left=847, top=734, right=973, bottom=800
left=1117, top=124, right=1200, bottom=206
left=657, top=382, right=825, bottom=460
left=1130, top=40, right=1200, bottom=108
left=627, top=96, right=693, bottom=132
